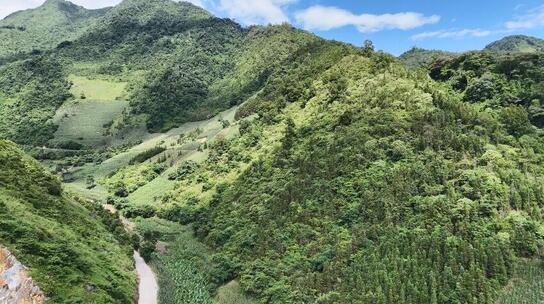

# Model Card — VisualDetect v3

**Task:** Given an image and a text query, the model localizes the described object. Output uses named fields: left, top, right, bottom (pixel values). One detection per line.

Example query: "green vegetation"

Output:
left=129, top=146, right=166, bottom=164
left=429, top=51, right=544, bottom=128
left=68, top=75, right=127, bottom=100
left=133, top=217, right=257, bottom=304
left=106, top=161, right=166, bottom=195
left=485, top=35, right=544, bottom=53
left=0, top=56, right=71, bottom=145
left=399, top=47, right=456, bottom=68
left=147, top=45, right=544, bottom=303
left=0, top=140, right=135, bottom=303
left=136, top=218, right=215, bottom=304
left=2, top=0, right=544, bottom=303
left=216, top=281, right=256, bottom=304
left=51, top=99, right=130, bottom=147
left=0, top=0, right=108, bottom=58
left=496, top=259, right=544, bottom=304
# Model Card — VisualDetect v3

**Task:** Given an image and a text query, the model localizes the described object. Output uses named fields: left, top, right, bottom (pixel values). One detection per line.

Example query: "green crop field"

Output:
left=50, top=75, right=134, bottom=148
left=51, top=99, right=130, bottom=147
left=134, top=218, right=256, bottom=304
left=55, top=105, right=238, bottom=209
left=68, top=75, right=127, bottom=100
left=496, top=259, right=544, bottom=304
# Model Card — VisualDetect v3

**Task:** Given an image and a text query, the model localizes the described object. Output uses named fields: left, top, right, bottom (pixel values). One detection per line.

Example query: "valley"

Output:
left=44, top=73, right=251, bottom=303
left=1, top=0, right=544, bottom=303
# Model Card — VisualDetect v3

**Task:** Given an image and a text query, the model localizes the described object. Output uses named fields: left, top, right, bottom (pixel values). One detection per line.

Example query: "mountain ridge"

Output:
left=0, top=0, right=109, bottom=58
left=485, top=35, right=544, bottom=53
left=0, top=1, right=544, bottom=303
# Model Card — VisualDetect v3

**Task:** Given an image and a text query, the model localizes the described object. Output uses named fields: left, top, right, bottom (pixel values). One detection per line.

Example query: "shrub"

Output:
left=129, top=146, right=166, bottom=164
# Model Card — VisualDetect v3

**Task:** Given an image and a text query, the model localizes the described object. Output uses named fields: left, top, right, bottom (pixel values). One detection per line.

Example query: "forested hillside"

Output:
left=0, top=56, right=71, bottom=145
left=0, top=0, right=108, bottom=59
left=429, top=51, right=544, bottom=127
left=0, top=140, right=136, bottom=303
left=485, top=35, right=544, bottom=53
left=0, top=0, right=543, bottom=303
left=136, top=44, right=544, bottom=303
left=399, top=47, right=455, bottom=68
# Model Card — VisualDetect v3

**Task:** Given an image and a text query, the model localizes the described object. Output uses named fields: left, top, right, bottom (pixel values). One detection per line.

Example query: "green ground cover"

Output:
left=68, top=75, right=127, bottom=100
left=496, top=259, right=544, bottom=304
left=0, top=140, right=136, bottom=303
left=52, top=99, right=130, bottom=147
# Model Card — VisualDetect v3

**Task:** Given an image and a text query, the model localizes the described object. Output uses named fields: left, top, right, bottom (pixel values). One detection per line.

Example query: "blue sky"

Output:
left=283, top=0, right=544, bottom=55
left=2, top=0, right=544, bottom=55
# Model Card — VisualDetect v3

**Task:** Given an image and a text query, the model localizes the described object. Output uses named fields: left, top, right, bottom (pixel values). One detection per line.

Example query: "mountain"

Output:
left=145, top=46, right=544, bottom=303
left=0, top=0, right=108, bottom=58
left=485, top=35, right=544, bottom=53
left=399, top=47, right=456, bottom=68
left=0, top=140, right=136, bottom=303
left=0, top=56, right=71, bottom=146
left=1, top=1, right=544, bottom=303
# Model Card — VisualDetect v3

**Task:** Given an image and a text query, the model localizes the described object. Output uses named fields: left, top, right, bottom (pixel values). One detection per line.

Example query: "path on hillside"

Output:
left=103, top=204, right=158, bottom=304
left=134, top=251, right=158, bottom=304
left=58, top=105, right=240, bottom=304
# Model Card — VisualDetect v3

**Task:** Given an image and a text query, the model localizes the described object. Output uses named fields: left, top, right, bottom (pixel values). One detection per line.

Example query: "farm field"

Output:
left=53, top=102, right=251, bottom=303
left=50, top=75, right=139, bottom=147
left=68, top=75, right=127, bottom=100
left=52, top=99, right=130, bottom=147
left=496, top=259, right=544, bottom=304
left=134, top=217, right=257, bottom=304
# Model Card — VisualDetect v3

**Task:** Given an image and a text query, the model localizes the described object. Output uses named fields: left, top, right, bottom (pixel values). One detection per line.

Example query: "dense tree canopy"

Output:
left=1, top=1, right=544, bottom=303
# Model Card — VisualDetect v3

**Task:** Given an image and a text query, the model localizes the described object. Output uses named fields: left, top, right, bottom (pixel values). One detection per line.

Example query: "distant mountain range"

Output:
left=400, top=35, right=544, bottom=68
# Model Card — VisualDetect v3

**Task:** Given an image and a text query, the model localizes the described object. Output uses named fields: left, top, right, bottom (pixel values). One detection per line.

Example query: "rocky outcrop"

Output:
left=0, top=246, right=45, bottom=304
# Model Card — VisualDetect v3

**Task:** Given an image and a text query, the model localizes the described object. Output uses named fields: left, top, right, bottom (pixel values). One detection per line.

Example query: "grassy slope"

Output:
left=68, top=74, right=127, bottom=100
left=49, top=93, right=253, bottom=303
left=52, top=99, right=129, bottom=146
left=51, top=75, right=132, bottom=147
left=0, top=140, right=135, bottom=303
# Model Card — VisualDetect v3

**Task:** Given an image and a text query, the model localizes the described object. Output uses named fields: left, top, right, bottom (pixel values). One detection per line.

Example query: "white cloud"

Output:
left=412, top=29, right=494, bottom=40
left=412, top=4, right=544, bottom=41
left=217, top=0, right=296, bottom=25
left=294, top=5, right=440, bottom=33
left=505, top=5, right=544, bottom=30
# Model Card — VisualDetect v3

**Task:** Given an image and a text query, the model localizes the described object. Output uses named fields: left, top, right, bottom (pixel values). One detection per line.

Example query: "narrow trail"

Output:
left=103, top=204, right=159, bottom=304
left=134, top=251, right=158, bottom=304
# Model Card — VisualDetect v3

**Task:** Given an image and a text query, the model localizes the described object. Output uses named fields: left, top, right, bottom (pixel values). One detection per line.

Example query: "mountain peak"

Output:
left=107, top=0, right=212, bottom=23
left=485, top=35, right=544, bottom=53
left=0, top=0, right=108, bottom=57
left=43, top=0, right=64, bottom=5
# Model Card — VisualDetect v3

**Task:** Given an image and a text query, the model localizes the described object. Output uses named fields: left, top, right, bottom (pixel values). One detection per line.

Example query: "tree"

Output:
left=500, top=105, right=533, bottom=137
left=362, top=39, right=375, bottom=55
